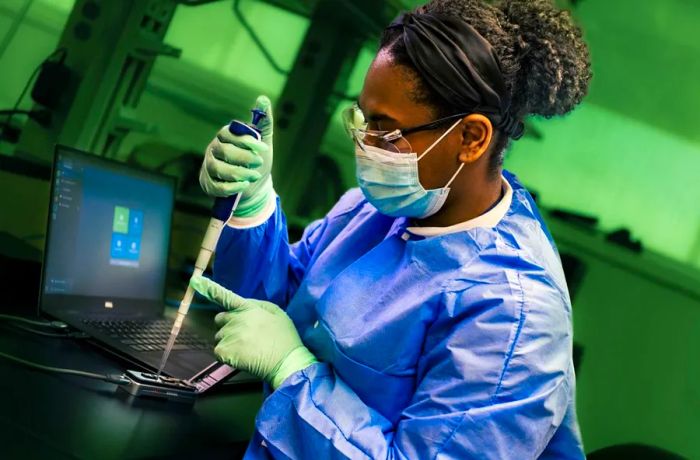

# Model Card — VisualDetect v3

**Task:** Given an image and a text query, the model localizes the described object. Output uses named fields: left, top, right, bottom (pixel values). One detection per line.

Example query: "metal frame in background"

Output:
left=270, top=0, right=402, bottom=217
left=15, top=0, right=181, bottom=161
left=11, top=0, right=408, bottom=220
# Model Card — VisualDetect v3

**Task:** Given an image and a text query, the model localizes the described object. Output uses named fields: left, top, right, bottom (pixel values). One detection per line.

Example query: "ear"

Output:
left=458, top=114, right=493, bottom=163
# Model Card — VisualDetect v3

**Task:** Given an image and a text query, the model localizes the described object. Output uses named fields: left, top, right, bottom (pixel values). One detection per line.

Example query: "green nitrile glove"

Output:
left=199, top=95, right=275, bottom=218
left=190, top=275, right=318, bottom=389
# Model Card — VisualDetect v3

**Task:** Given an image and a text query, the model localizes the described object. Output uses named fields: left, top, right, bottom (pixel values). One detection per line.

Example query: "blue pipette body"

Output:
left=156, top=109, right=267, bottom=378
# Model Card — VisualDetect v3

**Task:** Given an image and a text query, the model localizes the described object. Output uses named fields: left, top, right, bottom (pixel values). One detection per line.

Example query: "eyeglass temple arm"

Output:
left=400, top=112, right=470, bottom=137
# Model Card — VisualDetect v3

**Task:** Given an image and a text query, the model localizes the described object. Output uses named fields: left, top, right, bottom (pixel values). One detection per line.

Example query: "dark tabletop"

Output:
left=0, top=317, right=263, bottom=460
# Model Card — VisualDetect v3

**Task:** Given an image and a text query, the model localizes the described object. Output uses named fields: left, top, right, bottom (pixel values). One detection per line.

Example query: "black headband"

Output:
left=388, top=12, right=524, bottom=139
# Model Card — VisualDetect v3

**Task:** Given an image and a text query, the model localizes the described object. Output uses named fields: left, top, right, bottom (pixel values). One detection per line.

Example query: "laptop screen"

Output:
left=41, top=146, right=175, bottom=317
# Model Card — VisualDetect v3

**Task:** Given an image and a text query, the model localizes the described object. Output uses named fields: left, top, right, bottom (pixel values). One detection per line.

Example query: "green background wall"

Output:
left=2, top=0, right=698, bottom=268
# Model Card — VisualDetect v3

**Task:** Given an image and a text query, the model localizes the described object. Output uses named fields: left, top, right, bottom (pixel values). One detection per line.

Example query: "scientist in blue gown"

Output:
left=191, top=0, right=593, bottom=458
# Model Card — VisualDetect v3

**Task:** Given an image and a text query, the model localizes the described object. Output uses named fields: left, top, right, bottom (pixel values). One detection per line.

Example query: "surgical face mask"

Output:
left=355, top=119, right=465, bottom=219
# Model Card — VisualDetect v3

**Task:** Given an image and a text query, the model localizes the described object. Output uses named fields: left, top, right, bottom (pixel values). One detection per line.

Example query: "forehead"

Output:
left=358, top=51, right=433, bottom=126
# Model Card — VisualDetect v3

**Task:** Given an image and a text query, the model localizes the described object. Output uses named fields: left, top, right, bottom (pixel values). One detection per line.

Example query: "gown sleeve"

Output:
left=213, top=190, right=367, bottom=309
left=243, top=276, right=578, bottom=460
left=212, top=195, right=324, bottom=307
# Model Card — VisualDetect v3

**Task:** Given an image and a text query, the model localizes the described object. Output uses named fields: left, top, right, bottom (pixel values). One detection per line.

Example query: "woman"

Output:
left=193, top=0, right=591, bottom=458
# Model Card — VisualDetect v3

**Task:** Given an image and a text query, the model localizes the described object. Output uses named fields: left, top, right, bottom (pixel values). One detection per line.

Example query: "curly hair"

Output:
left=380, top=0, right=592, bottom=175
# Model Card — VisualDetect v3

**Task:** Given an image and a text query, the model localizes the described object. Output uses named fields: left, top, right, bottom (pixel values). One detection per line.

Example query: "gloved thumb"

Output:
left=254, top=95, right=274, bottom=144
left=190, top=275, right=247, bottom=311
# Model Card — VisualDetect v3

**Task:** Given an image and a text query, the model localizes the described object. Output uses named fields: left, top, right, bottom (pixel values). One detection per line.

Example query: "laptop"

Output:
left=38, top=145, right=237, bottom=391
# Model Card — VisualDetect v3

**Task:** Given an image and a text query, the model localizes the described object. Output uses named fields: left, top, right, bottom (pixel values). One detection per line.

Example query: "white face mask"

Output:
left=355, top=119, right=465, bottom=219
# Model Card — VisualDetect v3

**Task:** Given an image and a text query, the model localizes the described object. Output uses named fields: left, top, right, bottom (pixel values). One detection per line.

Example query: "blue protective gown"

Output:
left=214, top=171, right=585, bottom=459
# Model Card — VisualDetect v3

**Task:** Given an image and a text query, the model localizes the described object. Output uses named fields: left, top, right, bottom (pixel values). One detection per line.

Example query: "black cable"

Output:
left=231, top=0, right=359, bottom=101
left=0, top=47, right=66, bottom=137
left=0, top=313, right=68, bottom=330
left=13, top=324, right=89, bottom=339
left=232, top=0, right=289, bottom=76
left=0, top=350, right=130, bottom=385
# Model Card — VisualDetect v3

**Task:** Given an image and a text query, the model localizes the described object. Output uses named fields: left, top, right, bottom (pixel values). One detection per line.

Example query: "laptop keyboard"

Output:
left=83, top=319, right=211, bottom=352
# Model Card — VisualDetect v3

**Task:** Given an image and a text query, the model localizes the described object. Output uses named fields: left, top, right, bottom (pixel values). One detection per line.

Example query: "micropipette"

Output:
left=155, top=108, right=267, bottom=378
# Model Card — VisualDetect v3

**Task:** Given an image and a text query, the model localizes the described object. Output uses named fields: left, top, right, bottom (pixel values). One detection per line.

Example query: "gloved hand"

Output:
left=199, top=95, right=275, bottom=218
left=190, top=275, right=318, bottom=389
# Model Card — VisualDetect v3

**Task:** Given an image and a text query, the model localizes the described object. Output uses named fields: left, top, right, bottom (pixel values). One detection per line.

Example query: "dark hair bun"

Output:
left=498, top=0, right=592, bottom=118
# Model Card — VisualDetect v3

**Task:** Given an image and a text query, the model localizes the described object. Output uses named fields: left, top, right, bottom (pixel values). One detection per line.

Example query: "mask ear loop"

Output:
left=417, top=118, right=463, bottom=161
left=444, top=162, right=466, bottom=189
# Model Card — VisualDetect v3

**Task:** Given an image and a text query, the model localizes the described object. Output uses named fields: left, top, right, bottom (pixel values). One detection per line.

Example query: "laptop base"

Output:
left=119, top=370, right=198, bottom=403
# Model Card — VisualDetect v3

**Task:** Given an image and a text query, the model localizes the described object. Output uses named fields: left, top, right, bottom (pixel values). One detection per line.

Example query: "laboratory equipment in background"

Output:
left=10, top=0, right=401, bottom=221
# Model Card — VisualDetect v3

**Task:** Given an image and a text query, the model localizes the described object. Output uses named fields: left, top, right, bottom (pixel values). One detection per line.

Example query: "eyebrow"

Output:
left=356, top=101, right=398, bottom=123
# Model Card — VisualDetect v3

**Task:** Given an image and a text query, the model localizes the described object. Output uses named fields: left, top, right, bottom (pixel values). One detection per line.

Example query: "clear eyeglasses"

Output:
left=342, top=103, right=469, bottom=154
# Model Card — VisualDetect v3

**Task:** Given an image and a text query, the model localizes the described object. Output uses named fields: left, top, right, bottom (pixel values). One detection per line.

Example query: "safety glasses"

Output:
left=342, top=103, right=469, bottom=154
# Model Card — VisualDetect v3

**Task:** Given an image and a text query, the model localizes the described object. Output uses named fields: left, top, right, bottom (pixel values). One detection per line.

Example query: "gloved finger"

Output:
left=213, top=341, right=237, bottom=366
left=214, top=311, right=236, bottom=329
left=213, top=339, right=247, bottom=368
left=216, top=129, right=270, bottom=156
left=211, top=140, right=263, bottom=168
left=253, top=95, right=274, bottom=142
left=214, top=332, right=247, bottom=357
left=205, top=154, right=262, bottom=182
left=210, top=181, right=249, bottom=197
left=214, top=317, right=243, bottom=341
left=253, top=300, right=284, bottom=316
left=190, top=275, right=248, bottom=311
left=200, top=170, right=250, bottom=197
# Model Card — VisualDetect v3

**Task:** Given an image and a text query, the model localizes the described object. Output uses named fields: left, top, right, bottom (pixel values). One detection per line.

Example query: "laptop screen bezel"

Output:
left=39, top=145, right=177, bottom=320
